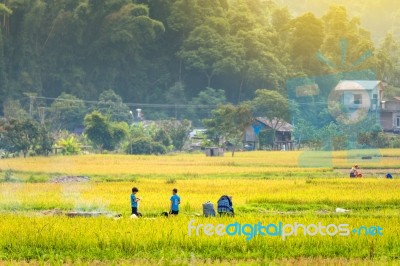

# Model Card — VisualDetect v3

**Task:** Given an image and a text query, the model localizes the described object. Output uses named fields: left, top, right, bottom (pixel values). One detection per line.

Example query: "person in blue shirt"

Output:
left=170, top=188, right=180, bottom=215
left=131, top=187, right=141, bottom=216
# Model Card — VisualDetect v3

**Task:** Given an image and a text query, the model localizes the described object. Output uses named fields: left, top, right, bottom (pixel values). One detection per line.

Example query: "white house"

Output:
left=334, top=80, right=384, bottom=111
left=333, top=80, right=385, bottom=122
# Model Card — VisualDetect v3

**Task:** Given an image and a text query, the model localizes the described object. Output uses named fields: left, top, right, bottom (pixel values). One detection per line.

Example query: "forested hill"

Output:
left=0, top=0, right=399, bottom=120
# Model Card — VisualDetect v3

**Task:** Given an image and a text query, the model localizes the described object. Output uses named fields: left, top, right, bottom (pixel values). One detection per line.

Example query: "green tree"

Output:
left=376, top=33, right=400, bottom=88
left=252, top=89, right=290, bottom=143
left=84, top=111, right=128, bottom=151
left=95, top=89, right=131, bottom=122
left=129, top=123, right=149, bottom=139
left=0, top=118, right=40, bottom=157
left=233, top=29, right=288, bottom=100
left=80, top=2, right=165, bottom=101
left=35, top=125, right=54, bottom=156
left=3, top=100, right=29, bottom=120
left=165, top=81, right=187, bottom=105
left=292, top=118, right=318, bottom=150
left=168, top=0, right=203, bottom=35
left=128, top=137, right=153, bottom=155
left=320, top=5, right=376, bottom=72
left=168, top=0, right=227, bottom=35
left=0, top=3, right=12, bottom=16
left=0, top=27, right=6, bottom=115
left=56, top=135, right=81, bottom=155
left=203, top=103, right=253, bottom=156
left=188, top=87, right=226, bottom=125
left=2, top=0, right=166, bottom=104
left=0, top=0, right=388, bottom=123
left=48, top=93, right=86, bottom=131
left=128, top=137, right=167, bottom=155
left=159, top=119, right=191, bottom=151
left=153, top=128, right=172, bottom=149
left=190, top=87, right=226, bottom=106
left=290, top=12, right=324, bottom=74
left=12, top=1, right=46, bottom=96
left=179, top=25, right=243, bottom=87
left=271, top=6, right=291, bottom=33
left=126, top=122, right=172, bottom=154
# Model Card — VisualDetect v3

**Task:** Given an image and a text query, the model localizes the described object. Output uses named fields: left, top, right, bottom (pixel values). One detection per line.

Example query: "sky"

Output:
left=277, top=0, right=400, bottom=43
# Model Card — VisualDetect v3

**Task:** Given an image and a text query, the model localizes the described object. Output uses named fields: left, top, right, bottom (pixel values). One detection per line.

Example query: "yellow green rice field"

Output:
left=0, top=150, right=399, bottom=264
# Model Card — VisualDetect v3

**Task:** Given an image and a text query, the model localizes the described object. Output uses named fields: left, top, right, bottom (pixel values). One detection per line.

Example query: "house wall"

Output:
left=380, top=100, right=400, bottom=131
left=382, top=101, right=400, bottom=111
left=244, top=123, right=292, bottom=145
left=394, top=112, right=400, bottom=129
left=276, top=131, right=291, bottom=141
left=380, top=112, right=400, bottom=131
left=342, top=90, right=373, bottom=109
left=371, top=87, right=380, bottom=110
left=243, top=126, right=256, bottom=142
left=381, top=112, right=393, bottom=131
left=379, top=84, right=384, bottom=103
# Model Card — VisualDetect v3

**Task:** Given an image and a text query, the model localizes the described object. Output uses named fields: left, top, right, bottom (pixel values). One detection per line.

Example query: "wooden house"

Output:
left=243, top=117, right=293, bottom=150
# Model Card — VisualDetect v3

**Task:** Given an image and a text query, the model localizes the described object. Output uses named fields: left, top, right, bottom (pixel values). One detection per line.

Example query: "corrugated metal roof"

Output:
left=334, top=80, right=381, bottom=91
left=255, top=117, right=293, bottom=132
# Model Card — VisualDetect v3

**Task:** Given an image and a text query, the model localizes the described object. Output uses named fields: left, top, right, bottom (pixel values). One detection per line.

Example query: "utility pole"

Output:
left=175, top=104, right=177, bottom=119
left=24, top=92, right=37, bottom=117
left=38, top=107, right=45, bottom=124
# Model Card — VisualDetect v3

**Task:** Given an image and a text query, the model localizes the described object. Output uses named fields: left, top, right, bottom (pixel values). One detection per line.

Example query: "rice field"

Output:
left=0, top=150, right=399, bottom=264
left=1, top=149, right=399, bottom=180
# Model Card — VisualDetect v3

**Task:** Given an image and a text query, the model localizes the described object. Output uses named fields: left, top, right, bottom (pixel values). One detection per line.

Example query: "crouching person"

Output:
left=350, top=165, right=362, bottom=178
left=217, top=195, right=234, bottom=217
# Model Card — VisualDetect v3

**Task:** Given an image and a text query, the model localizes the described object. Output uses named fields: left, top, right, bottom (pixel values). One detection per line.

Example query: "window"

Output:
left=396, top=116, right=400, bottom=127
left=354, top=94, right=362, bottom=104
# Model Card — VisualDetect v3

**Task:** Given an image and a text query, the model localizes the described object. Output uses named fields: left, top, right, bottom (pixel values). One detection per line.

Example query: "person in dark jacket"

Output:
left=217, top=195, right=234, bottom=216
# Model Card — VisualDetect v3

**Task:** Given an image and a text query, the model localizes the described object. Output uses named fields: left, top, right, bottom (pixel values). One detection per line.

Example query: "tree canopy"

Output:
left=0, top=0, right=398, bottom=126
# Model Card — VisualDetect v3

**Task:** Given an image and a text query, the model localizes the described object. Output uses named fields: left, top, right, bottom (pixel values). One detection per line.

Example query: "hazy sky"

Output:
left=277, top=0, right=400, bottom=43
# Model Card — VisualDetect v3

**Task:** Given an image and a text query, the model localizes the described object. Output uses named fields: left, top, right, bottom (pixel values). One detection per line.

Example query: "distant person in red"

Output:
left=350, top=165, right=362, bottom=178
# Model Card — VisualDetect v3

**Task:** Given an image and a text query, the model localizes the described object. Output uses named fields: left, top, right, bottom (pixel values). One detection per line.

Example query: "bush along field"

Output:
left=0, top=150, right=399, bottom=264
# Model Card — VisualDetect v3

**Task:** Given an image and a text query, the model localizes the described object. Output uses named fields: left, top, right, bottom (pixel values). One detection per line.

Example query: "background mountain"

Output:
left=0, top=0, right=399, bottom=124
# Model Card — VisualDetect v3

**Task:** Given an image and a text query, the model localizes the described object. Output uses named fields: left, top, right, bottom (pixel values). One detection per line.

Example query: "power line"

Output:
left=32, top=95, right=331, bottom=108
left=32, top=96, right=219, bottom=109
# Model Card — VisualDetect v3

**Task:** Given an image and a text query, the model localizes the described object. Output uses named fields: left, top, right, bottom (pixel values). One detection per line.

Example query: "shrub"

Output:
left=128, top=138, right=167, bottom=155
left=129, top=138, right=153, bottom=154
left=151, top=142, right=167, bottom=154
left=388, top=134, right=400, bottom=148
left=4, top=169, right=13, bottom=182
left=165, top=178, right=176, bottom=184
left=56, top=135, right=81, bottom=155
left=1, top=169, right=18, bottom=183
